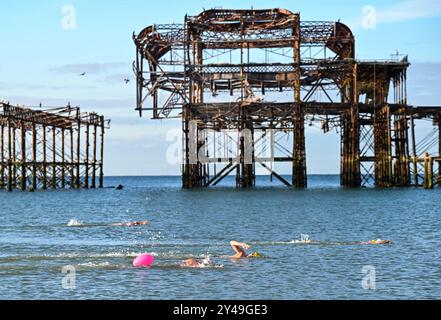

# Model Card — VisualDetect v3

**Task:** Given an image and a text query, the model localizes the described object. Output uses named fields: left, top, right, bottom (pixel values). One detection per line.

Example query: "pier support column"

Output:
left=424, top=154, right=433, bottom=189
left=32, top=124, right=37, bottom=191
left=0, top=124, right=4, bottom=189
left=293, top=105, right=307, bottom=188
left=20, top=121, right=26, bottom=191
left=374, top=105, right=392, bottom=187
left=91, top=124, right=97, bottom=189
left=85, top=124, right=90, bottom=189
left=341, top=63, right=360, bottom=188
left=70, top=128, right=75, bottom=189
left=12, top=127, right=17, bottom=189
left=76, top=118, right=81, bottom=189
left=99, top=116, right=105, bottom=189
left=182, top=107, right=205, bottom=188
left=7, top=123, right=12, bottom=192
left=438, top=117, right=441, bottom=178
left=61, top=129, right=65, bottom=189
left=237, top=110, right=255, bottom=188
left=393, top=113, right=411, bottom=187
left=292, top=19, right=307, bottom=189
left=410, top=116, right=418, bottom=187
left=341, top=109, right=361, bottom=188
left=43, top=126, right=48, bottom=190
left=52, top=127, right=57, bottom=189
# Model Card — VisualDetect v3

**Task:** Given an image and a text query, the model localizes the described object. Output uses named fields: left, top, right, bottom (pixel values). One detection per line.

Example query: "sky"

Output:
left=0, top=0, right=440, bottom=176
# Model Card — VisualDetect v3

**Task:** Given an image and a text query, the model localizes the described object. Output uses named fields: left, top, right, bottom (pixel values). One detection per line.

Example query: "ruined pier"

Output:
left=133, top=8, right=441, bottom=189
left=0, top=102, right=109, bottom=191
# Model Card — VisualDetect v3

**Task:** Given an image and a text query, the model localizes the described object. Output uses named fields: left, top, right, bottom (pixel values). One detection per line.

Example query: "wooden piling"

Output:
left=0, top=124, right=4, bottom=189
left=99, top=116, right=105, bottom=188
left=424, top=154, right=433, bottom=189
left=293, top=105, right=307, bottom=188
left=32, top=124, right=37, bottom=191
left=12, top=127, right=16, bottom=188
left=76, top=118, right=81, bottom=189
left=439, top=117, right=441, bottom=177
left=42, top=125, right=47, bottom=190
left=410, top=115, right=418, bottom=187
left=91, top=124, right=97, bottom=188
left=7, top=123, right=12, bottom=192
left=292, top=18, right=307, bottom=189
left=85, top=124, right=90, bottom=189
left=70, top=128, right=75, bottom=188
left=61, top=129, right=65, bottom=188
left=52, top=126, right=56, bottom=188
left=20, top=121, right=26, bottom=191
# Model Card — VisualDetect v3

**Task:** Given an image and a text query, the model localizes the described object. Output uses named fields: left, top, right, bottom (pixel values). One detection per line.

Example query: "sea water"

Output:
left=0, top=175, right=440, bottom=300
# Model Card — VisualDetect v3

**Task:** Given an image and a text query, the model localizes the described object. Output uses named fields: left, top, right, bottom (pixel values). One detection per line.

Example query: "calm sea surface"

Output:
left=0, top=176, right=440, bottom=300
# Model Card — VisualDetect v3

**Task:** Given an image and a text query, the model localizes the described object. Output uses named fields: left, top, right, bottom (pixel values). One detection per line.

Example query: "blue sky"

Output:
left=1, top=0, right=440, bottom=175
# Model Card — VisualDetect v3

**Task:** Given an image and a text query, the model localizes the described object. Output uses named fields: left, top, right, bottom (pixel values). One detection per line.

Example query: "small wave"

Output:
left=179, top=264, right=225, bottom=269
left=254, top=240, right=315, bottom=246
left=77, top=261, right=111, bottom=267
left=67, top=219, right=84, bottom=227
left=0, top=251, right=152, bottom=262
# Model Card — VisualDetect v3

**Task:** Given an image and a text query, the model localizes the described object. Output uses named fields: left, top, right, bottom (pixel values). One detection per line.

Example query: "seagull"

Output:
left=80, top=72, right=86, bottom=76
left=124, top=78, right=130, bottom=84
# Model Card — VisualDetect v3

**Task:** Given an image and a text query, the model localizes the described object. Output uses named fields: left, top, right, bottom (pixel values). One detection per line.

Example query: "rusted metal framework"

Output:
left=0, top=102, right=109, bottom=192
left=133, top=8, right=441, bottom=189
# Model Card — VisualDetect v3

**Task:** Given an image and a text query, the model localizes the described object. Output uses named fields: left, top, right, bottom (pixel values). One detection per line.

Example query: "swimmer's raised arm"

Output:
left=230, top=241, right=250, bottom=258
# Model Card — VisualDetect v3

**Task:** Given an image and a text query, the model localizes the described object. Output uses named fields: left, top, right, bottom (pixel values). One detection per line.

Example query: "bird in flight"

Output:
left=124, top=78, right=130, bottom=84
left=79, top=72, right=86, bottom=76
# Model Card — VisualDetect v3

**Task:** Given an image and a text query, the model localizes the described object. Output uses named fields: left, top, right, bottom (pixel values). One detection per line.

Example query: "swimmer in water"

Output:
left=181, top=256, right=212, bottom=268
left=360, top=239, right=392, bottom=245
left=111, top=221, right=149, bottom=227
left=230, top=241, right=262, bottom=259
left=180, top=240, right=263, bottom=268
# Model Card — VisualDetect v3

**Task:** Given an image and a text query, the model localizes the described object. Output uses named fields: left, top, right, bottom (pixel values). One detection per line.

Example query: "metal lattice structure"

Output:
left=0, top=102, right=109, bottom=191
left=133, top=8, right=441, bottom=189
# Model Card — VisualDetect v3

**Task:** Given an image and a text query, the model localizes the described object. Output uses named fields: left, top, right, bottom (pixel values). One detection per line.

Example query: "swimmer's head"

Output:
left=249, top=252, right=263, bottom=258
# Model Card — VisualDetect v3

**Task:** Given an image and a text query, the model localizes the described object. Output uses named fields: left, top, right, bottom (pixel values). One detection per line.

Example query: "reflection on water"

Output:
left=0, top=176, right=440, bottom=300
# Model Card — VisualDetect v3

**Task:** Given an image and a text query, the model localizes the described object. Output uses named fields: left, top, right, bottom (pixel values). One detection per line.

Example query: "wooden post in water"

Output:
left=76, top=117, right=81, bottom=189
left=84, top=124, right=89, bottom=189
left=438, top=116, right=441, bottom=178
left=99, top=116, right=104, bottom=188
left=428, top=158, right=434, bottom=189
left=292, top=18, right=307, bottom=188
left=32, top=124, right=37, bottom=191
left=52, top=126, right=56, bottom=188
left=410, top=115, right=418, bottom=187
left=61, top=129, right=65, bottom=188
left=20, top=121, right=26, bottom=191
left=424, top=153, right=433, bottom=189
left=12, top=127, right=16, bottom=188
left=42, top=125, right=47, bottom=190
left=0, top=124, right=4, bottom=189
left=70, top=128, right=75, bottom=188
left=385, top=107, right=393, bottom=187
left=91, top=124, right=97, bottom=189
left=7, top=123, right=12, bottom=192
